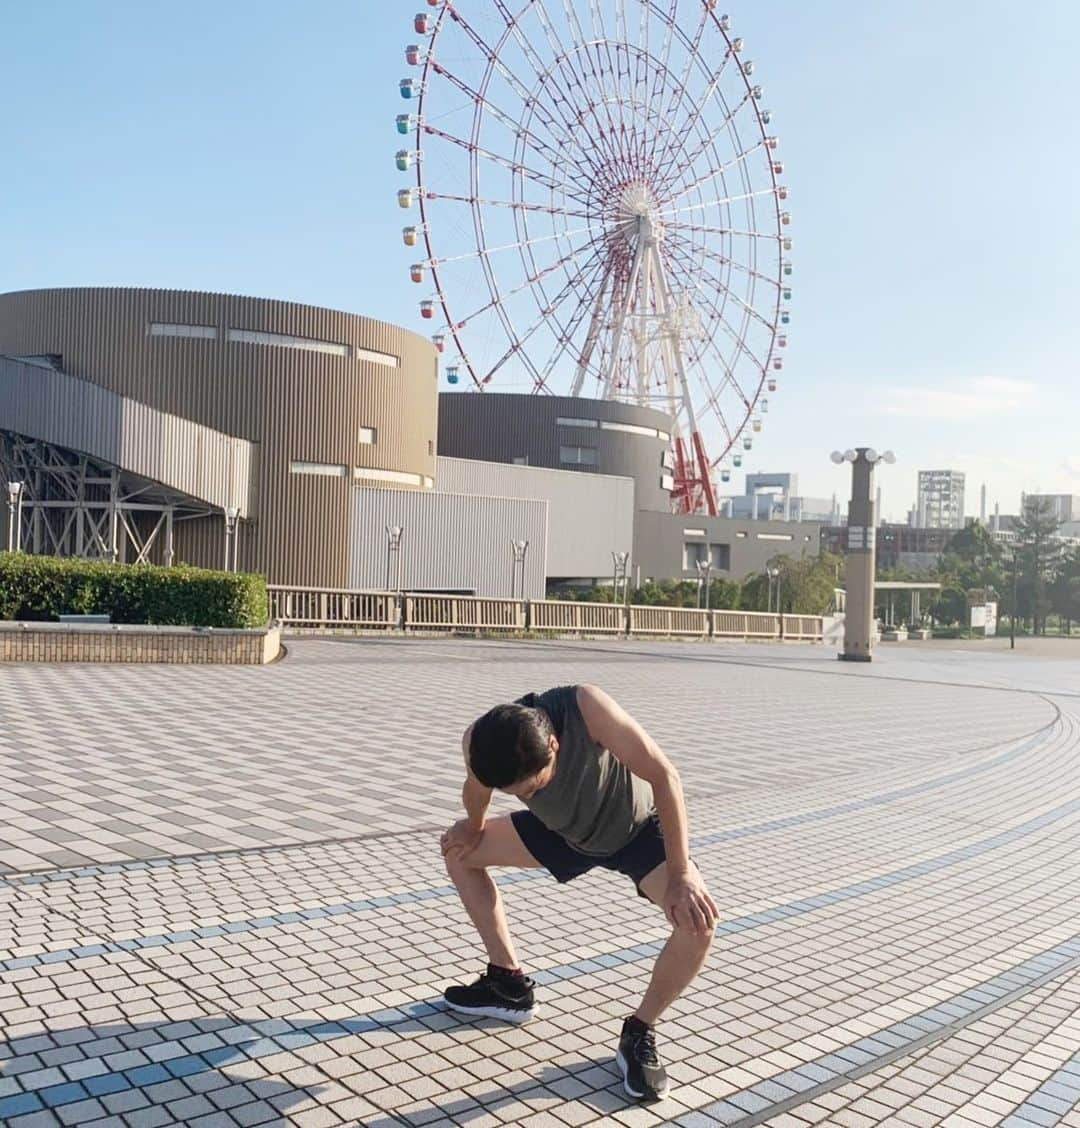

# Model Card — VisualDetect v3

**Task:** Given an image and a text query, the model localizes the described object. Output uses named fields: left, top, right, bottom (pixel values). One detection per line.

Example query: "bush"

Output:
left=0, top=554, right=268, bottom=628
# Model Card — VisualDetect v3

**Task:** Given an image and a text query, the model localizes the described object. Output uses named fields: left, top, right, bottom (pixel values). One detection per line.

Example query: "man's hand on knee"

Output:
left=441, top=817, right=484, bottom=863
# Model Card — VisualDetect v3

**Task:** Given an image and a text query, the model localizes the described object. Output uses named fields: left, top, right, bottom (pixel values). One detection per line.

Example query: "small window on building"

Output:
left=428, top=440, right=434, bottom=456
left=149, top=322, right=217, bottom=339
left=559, top=445, right=597, bottom=466
left=353, top=466, right=425, bottom=486
left=736, top=531, right=748, bottom=538
left=683, top=541, right=708, bottom=570
left=601, top=420, right=662, bottom=438
left=359, top=426, right=377, bottom=445
left=661, top=449, right=674, bottom=470
left=709, top=544, right=731, bottom=570
left=757, top=532, right=794, bottom=541
left=683, top=528, right=705, bottom=537
left=356, top=346, right=399, bottom=368
left=229, top=327, right=348, bottom=357
left=290, top=461, right=347, bottom=477
left=556, top=417, right=598, bottom=429
left=660, top=474, right=675, bottom=491
left=512, top=456, right=529, bottom=466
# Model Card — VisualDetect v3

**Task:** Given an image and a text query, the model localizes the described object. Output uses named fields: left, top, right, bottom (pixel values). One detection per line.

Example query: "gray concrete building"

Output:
left=723, top=472, right=837, bottom=524
left=634, top=511, right=821, bottom=584
left=437, top=392, right=673, bottom=514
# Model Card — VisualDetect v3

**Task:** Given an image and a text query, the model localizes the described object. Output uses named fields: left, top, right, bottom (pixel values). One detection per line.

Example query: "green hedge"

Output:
left=0, top=554, right=268, bottom=628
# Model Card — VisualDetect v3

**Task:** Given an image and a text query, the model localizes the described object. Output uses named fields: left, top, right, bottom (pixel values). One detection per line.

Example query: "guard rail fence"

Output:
left=267, top=586, right=824, bottom=642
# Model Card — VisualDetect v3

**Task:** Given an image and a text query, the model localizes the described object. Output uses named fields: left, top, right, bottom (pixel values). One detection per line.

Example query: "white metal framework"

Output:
left=0, top=431, right=215, bottom=564
left=397, top=1, right=791, bottom=513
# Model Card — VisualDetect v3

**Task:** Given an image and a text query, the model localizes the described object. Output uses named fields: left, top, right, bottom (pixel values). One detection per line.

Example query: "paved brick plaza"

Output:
left=1, top=637, right=1079, bottom=1127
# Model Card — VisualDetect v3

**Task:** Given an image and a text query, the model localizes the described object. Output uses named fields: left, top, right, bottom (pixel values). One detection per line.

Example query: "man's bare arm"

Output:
left=461, top=723, right=492, bottom=830
left=575, top=685, right=691, bottom=874
left=576, top=684, right=718, bottom=934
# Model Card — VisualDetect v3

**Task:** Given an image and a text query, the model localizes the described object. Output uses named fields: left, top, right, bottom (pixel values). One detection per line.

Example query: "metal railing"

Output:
left=530, top=599, right=625, bottom=634
left=711, top=610, right=782, bottom=639
left=781, top=614, right=824, bottom=641
left=267, top=585, right=825, bottom=642
left=404, top=594, right=526, bottom=632
left=267, top=585, right=399, bottom=629
left=628, top=606, right=710, bottom=637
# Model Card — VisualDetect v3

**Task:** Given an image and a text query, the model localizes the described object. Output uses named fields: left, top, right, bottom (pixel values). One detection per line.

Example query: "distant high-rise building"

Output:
left=1025, top=494, right=1080, bottom=523
left=916, top=470, right=966, bottom=529
left=721, top=472, right=835, bottom=523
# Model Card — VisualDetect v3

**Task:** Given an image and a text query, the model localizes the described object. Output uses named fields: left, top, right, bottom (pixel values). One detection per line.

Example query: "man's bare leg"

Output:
left=443, top=815, right=541, bottom=969
left=635, top=861, right=714, bottom=1023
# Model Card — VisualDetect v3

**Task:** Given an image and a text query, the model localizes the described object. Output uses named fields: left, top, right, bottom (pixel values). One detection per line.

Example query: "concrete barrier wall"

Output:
left=0, top=623, right=282, bottom=664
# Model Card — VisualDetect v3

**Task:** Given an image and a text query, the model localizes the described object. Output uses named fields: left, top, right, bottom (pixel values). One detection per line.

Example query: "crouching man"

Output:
left=440, top=684, right=718, bottom=1102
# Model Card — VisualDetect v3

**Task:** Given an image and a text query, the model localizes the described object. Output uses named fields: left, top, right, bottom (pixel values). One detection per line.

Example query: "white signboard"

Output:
left=969, top=601, right=998, bottom=636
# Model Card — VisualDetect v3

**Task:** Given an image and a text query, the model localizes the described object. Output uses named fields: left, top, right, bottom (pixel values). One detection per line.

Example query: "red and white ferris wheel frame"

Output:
left=400, top=0, right=790, bottom=514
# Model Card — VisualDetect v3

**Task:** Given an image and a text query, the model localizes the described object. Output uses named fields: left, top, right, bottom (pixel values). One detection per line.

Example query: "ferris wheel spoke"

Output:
left=660, top=185, right=778, bottom=220
left=428, top=60, right=590, bottom=185
left=665, top=219, right=781, bottom=242
left=483, top=247, right=609, bottom=386
left=431, top=223, right=597, bottom=267
left=663, top=102, right=762, bottom=198
left=448, top=232, right=606, bottom=334
left=425, top=191, right=591, bottom=221
left=664, top=252, right=768, bottom=375
left=450, top=6, right=600, bottom=179
left=666, top=232, right=780, bottom=293
left=664, top=158, right=776, bottom=212
left=422, top=123, right=592, bottom=209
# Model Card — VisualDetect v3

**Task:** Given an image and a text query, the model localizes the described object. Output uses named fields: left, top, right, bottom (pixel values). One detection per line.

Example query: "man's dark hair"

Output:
left=469, top=704, right=553, bottom=788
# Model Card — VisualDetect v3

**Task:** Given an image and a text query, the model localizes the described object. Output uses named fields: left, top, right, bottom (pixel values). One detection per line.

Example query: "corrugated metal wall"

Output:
left=0, top=357, right=255, bottom=514
left=350, top=488, right=548, bottom=599
left=437, top=391, right=674, bottom=513
left=435, top=457, right=634, bottom=580
left=0, top=288, right=438, bottom=585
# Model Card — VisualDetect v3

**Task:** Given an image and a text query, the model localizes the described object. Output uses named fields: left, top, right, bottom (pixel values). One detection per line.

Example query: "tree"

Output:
left=1050, top=546, right=1080, bottom=635
left=1013, top=498, right=1064, bottom=635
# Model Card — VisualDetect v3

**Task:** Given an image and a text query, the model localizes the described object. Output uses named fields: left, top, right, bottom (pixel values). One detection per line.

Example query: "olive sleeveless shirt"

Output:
left=514, top=685, right=654, bottom=856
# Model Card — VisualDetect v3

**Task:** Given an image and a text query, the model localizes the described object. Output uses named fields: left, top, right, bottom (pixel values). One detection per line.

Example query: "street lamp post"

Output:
left=7, top=481, right=24, bottom=553
left=696, top=559, right=713, bottom=610
left=766, top=566, right=780, bottom=614
left=1010, top=546, right=1019, bottom=651
left=385, top=525, right=405, bottom=591
left=830, top=447, right=896, bottom=662
left=224, top=506, right=240, bottom=573
left=612, top=551, right=630, bottom=605
left=510, top=539, right=529, bottom=599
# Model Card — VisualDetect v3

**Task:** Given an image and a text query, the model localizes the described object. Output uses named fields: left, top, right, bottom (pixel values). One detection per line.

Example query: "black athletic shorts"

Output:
left=511, top=810, right=666, bottom=898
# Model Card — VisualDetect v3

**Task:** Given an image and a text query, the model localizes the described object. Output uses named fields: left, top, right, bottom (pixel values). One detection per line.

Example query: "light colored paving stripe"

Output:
left=1000, top=1054, right=1080, bottom=1127
left=0, top=715, right=1063, bottom=972
left=665, top=939, right=1080, bottom=1128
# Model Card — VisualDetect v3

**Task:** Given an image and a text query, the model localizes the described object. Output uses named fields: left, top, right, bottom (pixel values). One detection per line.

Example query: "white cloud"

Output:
left=879, top=376, right=1035, bottom=420
left=1061, top=456, right=1080, bottom=480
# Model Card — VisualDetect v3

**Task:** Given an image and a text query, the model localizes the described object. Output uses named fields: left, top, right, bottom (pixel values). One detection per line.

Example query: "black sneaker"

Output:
left=616, top=1018, right=670, bottom=1101
left=443, top=968, right=536, bottom=1024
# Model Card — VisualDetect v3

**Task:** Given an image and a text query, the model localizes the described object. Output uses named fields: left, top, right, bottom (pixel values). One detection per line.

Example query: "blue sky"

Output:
left=2, top=1, right=1076, bottom=519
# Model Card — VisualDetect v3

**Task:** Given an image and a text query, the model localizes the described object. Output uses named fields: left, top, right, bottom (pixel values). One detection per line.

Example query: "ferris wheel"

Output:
left=396, top=1, right=791, bottom=515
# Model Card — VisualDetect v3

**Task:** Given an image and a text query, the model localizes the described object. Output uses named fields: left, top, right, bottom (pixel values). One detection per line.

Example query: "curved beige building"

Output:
left=0, top=288, right=438, bottom=585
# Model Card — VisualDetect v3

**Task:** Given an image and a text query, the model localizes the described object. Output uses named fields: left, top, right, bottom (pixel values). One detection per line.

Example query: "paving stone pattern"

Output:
left=1, top=637, right=1078, bottom=1127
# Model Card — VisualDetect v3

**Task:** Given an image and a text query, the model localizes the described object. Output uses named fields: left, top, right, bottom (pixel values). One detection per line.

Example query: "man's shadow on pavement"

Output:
left=0, top=999, right=624, bottom=1126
